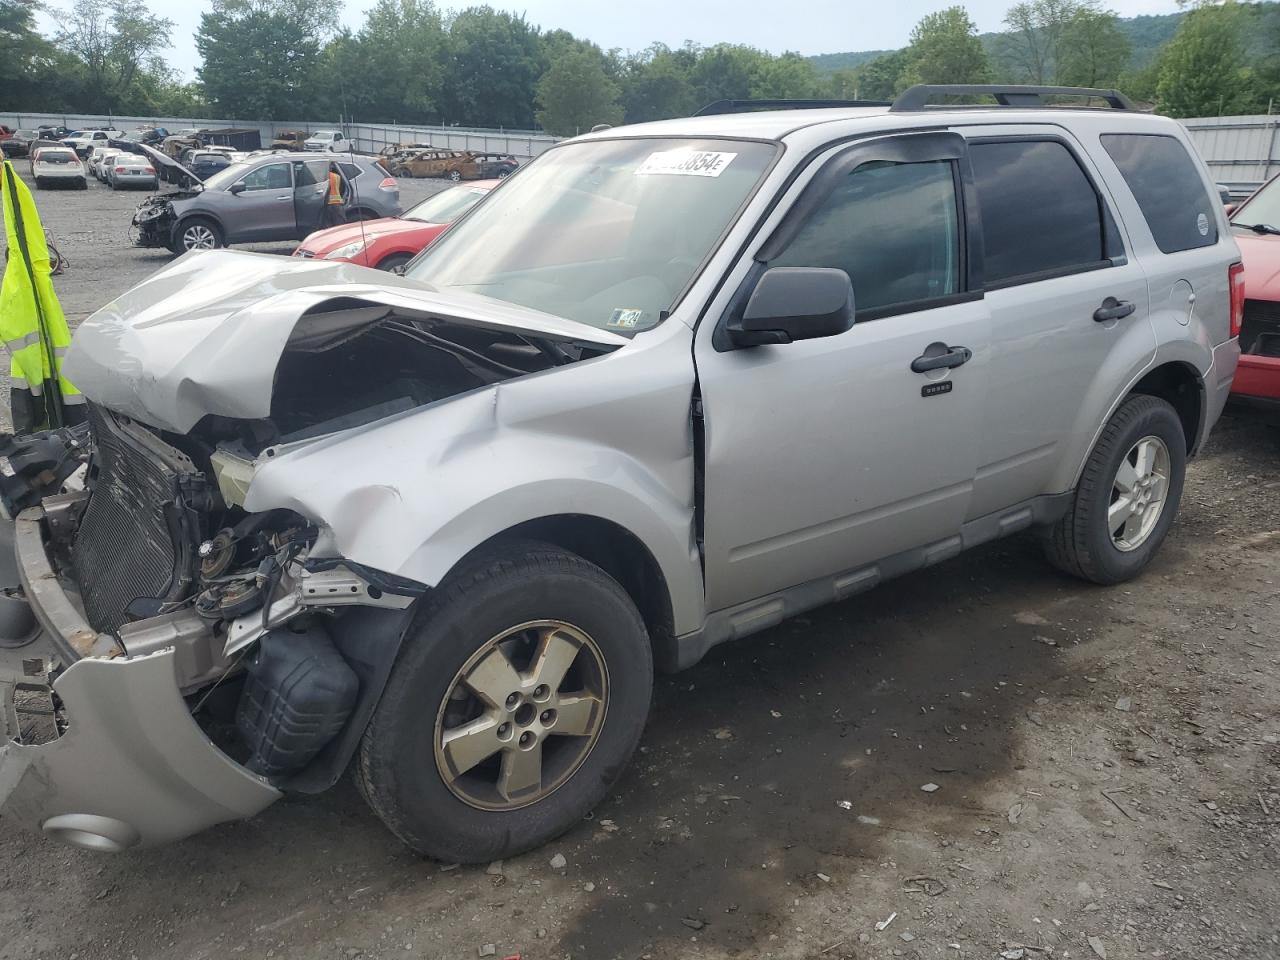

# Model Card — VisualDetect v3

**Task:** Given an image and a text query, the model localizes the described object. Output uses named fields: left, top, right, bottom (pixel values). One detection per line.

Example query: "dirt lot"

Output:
left=1, top=165, right=1278, bottom=960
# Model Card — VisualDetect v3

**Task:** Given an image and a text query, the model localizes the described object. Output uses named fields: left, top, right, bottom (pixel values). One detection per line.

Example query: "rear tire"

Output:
left=448, top=169, right=462, bottom=182
left=1043, top=394, right=1186, bottom=585
left=357, top=541, right=653, bottom=863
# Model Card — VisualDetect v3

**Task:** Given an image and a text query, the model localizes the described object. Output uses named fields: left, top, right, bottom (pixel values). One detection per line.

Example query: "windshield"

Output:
left=201, top=161, right=253, bottom=190
left=1232, top=176, right=1280, bottom=231
left=406, top=137, right=776, bottom=334
left=405, top=186, right=491, bottom=224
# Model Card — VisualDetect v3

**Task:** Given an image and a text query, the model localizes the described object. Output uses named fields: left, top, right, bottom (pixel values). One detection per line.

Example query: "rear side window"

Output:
left=969, top=139, right=1108, bottom=285
left=1101, top=133, right=1217, bottom=253
left=771, top=159, right=960, bottom=316
left=339, top=162, right=362, bottom=180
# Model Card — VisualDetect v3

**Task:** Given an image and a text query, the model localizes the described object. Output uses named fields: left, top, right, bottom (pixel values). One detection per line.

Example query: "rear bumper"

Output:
left=1231, top=353, right=1280, bottom=402
left=0, top=509, right=279, bottom=851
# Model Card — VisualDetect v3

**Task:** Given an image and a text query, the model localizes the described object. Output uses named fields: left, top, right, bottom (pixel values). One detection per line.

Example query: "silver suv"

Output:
left=0, top=86, right=1242, bottom=861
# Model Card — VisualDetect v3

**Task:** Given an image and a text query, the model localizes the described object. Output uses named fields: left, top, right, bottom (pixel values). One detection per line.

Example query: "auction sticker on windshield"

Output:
left=636, top=150, right=737, bottom=178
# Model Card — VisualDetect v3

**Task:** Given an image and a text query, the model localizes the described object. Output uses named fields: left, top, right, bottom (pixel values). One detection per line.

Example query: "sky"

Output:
left=39, top=0, right=1187, bottom=78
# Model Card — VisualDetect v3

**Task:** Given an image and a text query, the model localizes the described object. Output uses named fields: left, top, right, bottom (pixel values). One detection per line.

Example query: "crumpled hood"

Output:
left=64, top=250, right=627, bottom=434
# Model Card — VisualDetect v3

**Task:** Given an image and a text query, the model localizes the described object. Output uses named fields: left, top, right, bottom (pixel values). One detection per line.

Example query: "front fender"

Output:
left=244, top=324, right=705, bottom=634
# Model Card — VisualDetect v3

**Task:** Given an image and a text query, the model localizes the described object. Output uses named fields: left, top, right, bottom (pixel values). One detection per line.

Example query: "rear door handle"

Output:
left=1093, top=297, right=1136, bottom=322
left=911, top=342, right=972, bottom=373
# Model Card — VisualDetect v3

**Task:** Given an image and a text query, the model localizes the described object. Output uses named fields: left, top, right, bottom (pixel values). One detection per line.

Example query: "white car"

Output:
left=86, top=146, right=109, bottom=178
left=62, top=129, right=121, bottom=158
left=106, top=154, right=158, bottom=190
left=32, top=147, right=86, bottom=189
left=304, top=130, right=349, bottom=153
left=95, top=151, right=121, bottom=182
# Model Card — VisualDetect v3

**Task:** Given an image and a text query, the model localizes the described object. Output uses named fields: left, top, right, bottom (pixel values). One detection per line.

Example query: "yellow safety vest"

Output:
left=0, top=159, right=82, bottom=433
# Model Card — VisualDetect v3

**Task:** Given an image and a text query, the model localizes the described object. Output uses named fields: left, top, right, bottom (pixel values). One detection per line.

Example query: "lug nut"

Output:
left=497, top=722, right=512, bottom=740
left=505, top=692, right=520, bottom=709
left=519, top=731, right=534, bottom=748
left=533, top=684, right=550, bottom=701
left=541, top=709, right=557, bottom=726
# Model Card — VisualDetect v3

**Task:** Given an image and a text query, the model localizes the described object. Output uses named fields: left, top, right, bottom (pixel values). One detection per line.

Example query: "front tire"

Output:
left=448, top=169, right=462, bottom=182
left=1044, top=394, right=1186, bottom=585
left=375, top=252, right=412, bottom=272
left=171, top=217, right=224, bottom=254
left=357, top=541, right=653, bottom=863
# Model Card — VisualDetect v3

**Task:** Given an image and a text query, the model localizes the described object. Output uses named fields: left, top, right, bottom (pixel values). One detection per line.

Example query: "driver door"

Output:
left=696, top=132, right=992, bottom=612
left=228, top=161, right=295, bottom=242
left=292, top=159, right=329, bottom=238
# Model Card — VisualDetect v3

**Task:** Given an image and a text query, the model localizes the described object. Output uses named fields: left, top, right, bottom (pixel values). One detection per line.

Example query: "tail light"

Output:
left=378, top=177, right=397, bottom=191
left=1229, top=261, right=1245, bottom=338
left=144, top=166, right=154, bottom=174
left=113, top=166, right=126, bottom=173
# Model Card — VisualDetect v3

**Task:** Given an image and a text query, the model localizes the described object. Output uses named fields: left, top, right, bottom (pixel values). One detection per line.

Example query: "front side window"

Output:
left=1101, top=133, right=1217, bottom=254
left=239, top=163, right=292, bottom=191
left=404, top=185, right=490, bottom=224
left=770, top=159, right=961, bottom=315
left=407, top=137, right=776, bottom=335
left=970, top=139, right=1108, bottom=284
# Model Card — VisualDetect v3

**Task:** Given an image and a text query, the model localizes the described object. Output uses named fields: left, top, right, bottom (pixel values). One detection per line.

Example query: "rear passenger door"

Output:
left=961, top=127, right=1155, bottom=518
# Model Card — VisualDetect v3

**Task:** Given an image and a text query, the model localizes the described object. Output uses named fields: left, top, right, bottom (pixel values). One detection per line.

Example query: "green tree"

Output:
left=328, top=0, right=447, bottom=122
left=689, top=44, right=763, bottom=105
left=196, top=0, right=338, bottom=120
left=619, top=44, right=696, bottom=123
left=903, top=6, right=991, bottom=86
left=856, top=49, right=911, bottom=99
left=0, top=1, right=57, bottom=111
left=1002, top=0, right=1076, bottom=83
left=749, top=51, right=822, bottom=99
left=443, top=7, right=543, bottom=128
left=1155, top=1, right=1259, bottom=117
left=56, top=0, right=174, bottom=113
left=1057, top=4, right=1130, bottom=87
left=535, top=44, right=623, bottom=135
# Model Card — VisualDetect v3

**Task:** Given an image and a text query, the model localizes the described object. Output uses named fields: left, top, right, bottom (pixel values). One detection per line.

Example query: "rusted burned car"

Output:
left=271, top=130, right=309, bottom=151
left=390, top=148, right=474, bottom=181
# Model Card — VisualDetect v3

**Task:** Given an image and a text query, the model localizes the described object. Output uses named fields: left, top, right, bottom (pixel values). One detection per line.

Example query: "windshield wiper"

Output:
left=1233, top=222, right=1280, bottom=236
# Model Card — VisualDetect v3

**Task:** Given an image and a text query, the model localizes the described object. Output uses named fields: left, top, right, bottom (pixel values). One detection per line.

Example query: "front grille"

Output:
left=1242, top=299, right=1280, bottom=357
left=72, top=406, right=201, bottom=633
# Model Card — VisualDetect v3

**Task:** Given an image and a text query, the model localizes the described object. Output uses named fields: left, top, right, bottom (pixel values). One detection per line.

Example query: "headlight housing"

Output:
left=324, top=239, right=367, bottom=261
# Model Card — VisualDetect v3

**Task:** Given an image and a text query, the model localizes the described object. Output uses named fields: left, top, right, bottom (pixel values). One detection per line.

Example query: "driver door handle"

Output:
left=1093, top=297, right=1136, bottom=322
left=911, top=342, right=972, bottom=373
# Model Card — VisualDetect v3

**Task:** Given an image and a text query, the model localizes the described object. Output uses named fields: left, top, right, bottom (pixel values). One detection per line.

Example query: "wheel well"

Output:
left=1129, top=362, right=1203, bottom=454
left=471, top=515, right=675, bottom=656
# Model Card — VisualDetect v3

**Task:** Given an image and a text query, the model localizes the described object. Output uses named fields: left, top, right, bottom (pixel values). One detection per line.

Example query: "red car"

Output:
left=293, top=180, right=498, bottom=271
left=1228, top=174, right=1280, bottom=420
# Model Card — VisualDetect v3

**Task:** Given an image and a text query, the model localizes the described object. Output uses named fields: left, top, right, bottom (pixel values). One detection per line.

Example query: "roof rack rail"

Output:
left=890, top=84, right=1135, bottom=112
left=694, top=98, right=892, bottom=117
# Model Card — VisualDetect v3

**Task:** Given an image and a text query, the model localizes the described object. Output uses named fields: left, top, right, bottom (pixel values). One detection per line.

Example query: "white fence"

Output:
left=0, top=112, right=560, bottom=161
left=1183, top=114, right=1280, bottom=196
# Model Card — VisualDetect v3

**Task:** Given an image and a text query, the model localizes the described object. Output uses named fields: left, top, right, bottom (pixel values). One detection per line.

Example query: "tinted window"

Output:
left=771, top=160, right=960, bottom=314
left=970, top=140, right=1106, bottom=284
left=1101, top=133, right=1217, bottom=253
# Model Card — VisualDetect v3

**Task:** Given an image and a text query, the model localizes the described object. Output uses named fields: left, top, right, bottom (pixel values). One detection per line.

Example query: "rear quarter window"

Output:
left=1100, top=133, right=1218, bottom=254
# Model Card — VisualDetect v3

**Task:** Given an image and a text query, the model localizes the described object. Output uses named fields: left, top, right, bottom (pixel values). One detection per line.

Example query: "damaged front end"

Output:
left=0, top=252, right=625, bottom=851
left=130, top=193, right=183, bottom=248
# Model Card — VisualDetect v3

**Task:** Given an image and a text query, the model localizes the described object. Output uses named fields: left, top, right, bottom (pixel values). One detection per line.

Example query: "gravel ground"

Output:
left=1, top=164, right=1279, bottom=960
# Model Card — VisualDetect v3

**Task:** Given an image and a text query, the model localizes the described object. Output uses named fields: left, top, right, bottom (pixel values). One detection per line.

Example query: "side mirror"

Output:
left=229, top=182, right=246, bottom=195
left=726, top=266, right=855, bottom=348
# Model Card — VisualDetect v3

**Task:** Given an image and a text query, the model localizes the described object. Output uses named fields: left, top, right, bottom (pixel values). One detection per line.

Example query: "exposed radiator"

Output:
left=72, top=406, right=202, bottom=633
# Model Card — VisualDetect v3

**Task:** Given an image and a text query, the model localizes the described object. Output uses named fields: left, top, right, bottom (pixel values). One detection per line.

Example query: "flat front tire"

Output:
left=357, top=541, right=653, bottom=862
left=1044, top=394, right=1187, bottom=584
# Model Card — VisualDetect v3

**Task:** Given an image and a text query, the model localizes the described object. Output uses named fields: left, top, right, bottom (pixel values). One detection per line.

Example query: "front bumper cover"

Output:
left=0, top=509, right=280, bottom=850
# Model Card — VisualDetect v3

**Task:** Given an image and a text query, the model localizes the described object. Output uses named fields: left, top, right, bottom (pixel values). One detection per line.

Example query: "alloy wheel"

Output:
left=1109, top=435, right=1171, bottom=552
left=182, top=224, right=217, bottom=250
left=434, top=619, right=608, bottom=811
